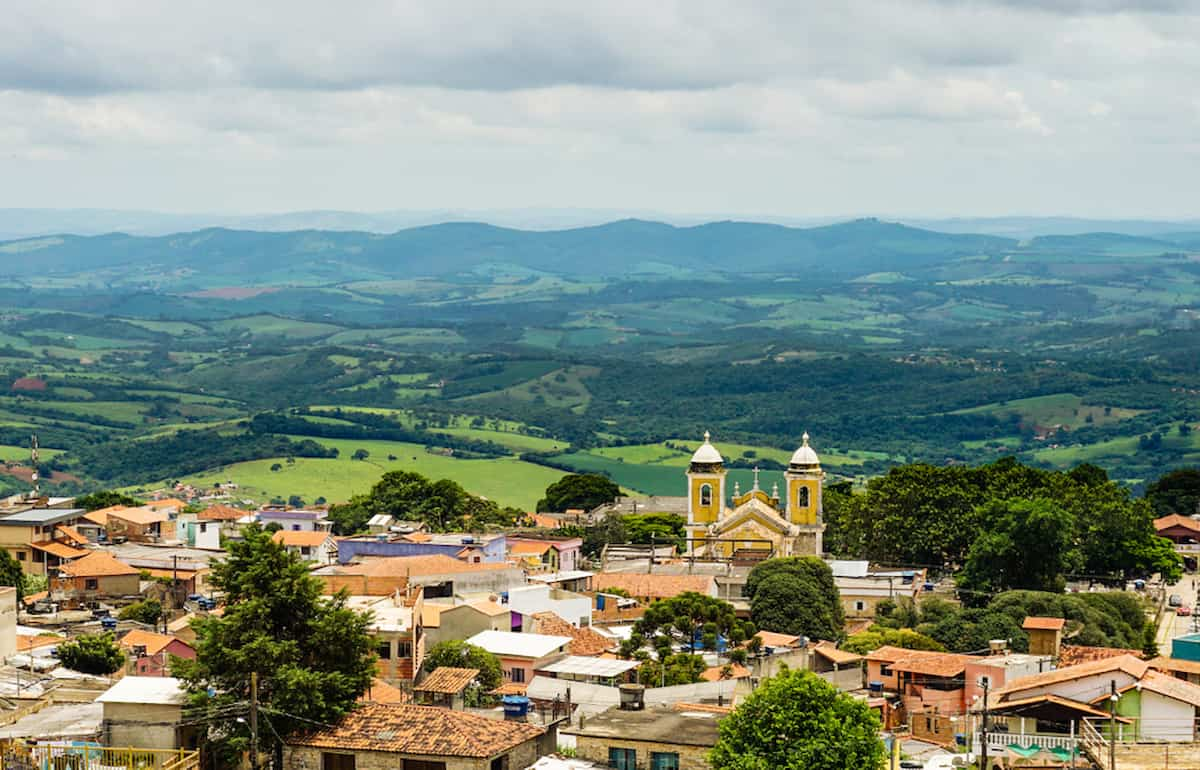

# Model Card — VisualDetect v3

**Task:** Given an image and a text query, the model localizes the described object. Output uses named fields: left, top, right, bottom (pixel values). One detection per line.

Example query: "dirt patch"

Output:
left=184, top=287, right=281, bottom=300
left=11, top=377, right=47, bottom=392
left=0, top=465, right=80, bottom=484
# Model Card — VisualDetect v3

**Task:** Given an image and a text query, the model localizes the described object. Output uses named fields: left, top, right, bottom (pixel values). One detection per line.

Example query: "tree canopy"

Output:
left=424, top=640, right=503, bottom=697
left=957, top=498, right=1079, bottom=599
left=73, top=490, right=144, bottom=511
left=745, top=557, right=844, bottom=642
left=536, top=473, right=620, bottom=513
left=1146, top=468, right=1200, bottom=518
left=710, top=668, right=885, bottom=770
left=173, top=525, right=376, bottom=766
left=328, top=469, right=521, bottom=534
left=621, top=593, right=755, bottom=668
left=0, top=549, right=26, bottom=602
left=56, top=633, right=124, bottom=675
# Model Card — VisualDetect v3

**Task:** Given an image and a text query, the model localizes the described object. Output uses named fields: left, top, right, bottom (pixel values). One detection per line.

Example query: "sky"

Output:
left=2, top=1, right=1199, bottom=220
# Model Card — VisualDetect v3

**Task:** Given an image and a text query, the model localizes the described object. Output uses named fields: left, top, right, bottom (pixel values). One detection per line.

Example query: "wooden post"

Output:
left=249, top=671, right=259, bottom=770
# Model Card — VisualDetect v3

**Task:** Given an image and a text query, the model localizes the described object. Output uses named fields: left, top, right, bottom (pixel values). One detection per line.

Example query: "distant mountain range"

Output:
left=1, top=216, right=1198, bottom=283
left=2, top=207, right=1199, bottom=241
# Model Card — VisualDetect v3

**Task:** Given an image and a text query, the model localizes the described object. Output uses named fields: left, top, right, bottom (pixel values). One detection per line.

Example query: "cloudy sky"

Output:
left=2, top=1, right=1198, bottom=219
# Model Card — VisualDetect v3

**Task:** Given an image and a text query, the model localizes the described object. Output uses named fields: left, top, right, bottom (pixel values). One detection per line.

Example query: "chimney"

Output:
left=618, top=683, right=645, bottom=711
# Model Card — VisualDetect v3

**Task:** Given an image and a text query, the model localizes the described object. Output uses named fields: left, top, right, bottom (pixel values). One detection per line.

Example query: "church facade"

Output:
left=684, top=431, right=825, bottom=560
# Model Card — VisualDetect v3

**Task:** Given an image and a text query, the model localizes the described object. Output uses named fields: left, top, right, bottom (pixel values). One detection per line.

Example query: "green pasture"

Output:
left=952, top=393, right=1142, bottom=430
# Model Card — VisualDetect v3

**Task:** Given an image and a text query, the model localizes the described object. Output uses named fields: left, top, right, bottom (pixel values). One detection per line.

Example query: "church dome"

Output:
left=789, top=432, right=820, bottom=467
left=690, top=431, right=724, bottom=465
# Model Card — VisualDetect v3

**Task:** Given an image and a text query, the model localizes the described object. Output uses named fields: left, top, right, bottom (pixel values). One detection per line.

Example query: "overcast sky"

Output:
left=2, top=1, right=1198, bottom=219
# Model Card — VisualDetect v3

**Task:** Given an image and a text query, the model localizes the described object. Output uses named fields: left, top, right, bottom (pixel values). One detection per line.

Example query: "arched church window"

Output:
left=797, top=486, right=810, bottom=508
left=700, top=484, right=713, bottom=506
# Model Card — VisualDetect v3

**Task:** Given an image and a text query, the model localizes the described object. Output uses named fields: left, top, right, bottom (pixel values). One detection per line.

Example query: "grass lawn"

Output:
left=171, top=437, right=565, bottom=509
left=952, top=393, right=1142, bottom=429
left=0, top=444, right=64, bottom=462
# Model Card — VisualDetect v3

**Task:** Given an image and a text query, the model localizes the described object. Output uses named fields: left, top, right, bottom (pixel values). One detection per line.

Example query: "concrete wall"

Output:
left=507, top=585, right=592, bottom=627
left=1005, top=671, right=1139, bottom=704
left=337, top=537, right=507, bottom=565
left=1140, top=690, right=1196, bottom=742
left=103, top=702, right=187, bottom=750
left=283, top=741, right=539, bottom=770
left=0, top=586, right=16, bottom=662
left=427, top=604, right=509, bottom=648
left=573, top=735, right=712, bottom=770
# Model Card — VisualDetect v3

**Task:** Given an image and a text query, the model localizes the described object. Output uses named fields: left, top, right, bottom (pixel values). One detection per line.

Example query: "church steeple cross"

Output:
left=752, top=466, right=760, bottom=491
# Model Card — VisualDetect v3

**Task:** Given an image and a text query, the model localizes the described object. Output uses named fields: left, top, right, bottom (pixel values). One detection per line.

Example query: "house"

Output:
left=590, top=574, right=718, bottom=603
left=367, top=514, right=394, bottom=534
left=0, top=506, right=88, bottom=574
left=506, top=584, right=593, bottom=628
left=348, top=588, right=425, bottom=687
left=507, top=536, right=583, bottom=573
left=108, top=506, right=176, bottom=543
left=335, top=533, right=507, bottom=565
left=282, top=702, right=545, bottom=770
left=176, top=509, right=223, bottom=550
left=834, top=571, right=928, bottom=620
left=272, top=529, right=338, bottom=564
left=257, top=507, right=332, bottom=533
left=526, top=612, right=614, bottom=657
left=423, top=600, right=512, bottom=648
left=536, top=656, right=639, bottom=686
left=466, top=630, right=572, bottom=687
left=413, top=666, right=479, bottom=709
left=96, top=676, right=198, bottom=750
left=991, top=653, right=1200, bottom=744
left=529, top=570, right=594, bottom=594
left=119, top=629, right=196, bottom=677
left=809, top=641, right=864, bottom=690
left=1023, top=616, right=1066, bottom=657
left=144, top=498, right=187, bottom=517
left=559, top=700, right=724, bottom=770
left=1155, top=513, right=1200, bottom=556
left=50, top=551, right=140, bottom=604
left=195, top=504, right=247, bottom=542
left=315, top=555, right=526, bottom=597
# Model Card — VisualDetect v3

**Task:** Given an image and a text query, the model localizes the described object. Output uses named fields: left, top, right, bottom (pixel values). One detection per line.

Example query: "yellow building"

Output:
left=685, top=432, right=825, bottom=560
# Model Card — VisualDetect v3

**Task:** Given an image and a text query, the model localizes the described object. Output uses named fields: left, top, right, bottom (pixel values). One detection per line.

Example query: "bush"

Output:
left=56, top=633, right=124, bottom=675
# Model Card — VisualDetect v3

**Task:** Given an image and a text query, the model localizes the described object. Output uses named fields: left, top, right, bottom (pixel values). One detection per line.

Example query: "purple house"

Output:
left=256, top=508, right=332, bottom=533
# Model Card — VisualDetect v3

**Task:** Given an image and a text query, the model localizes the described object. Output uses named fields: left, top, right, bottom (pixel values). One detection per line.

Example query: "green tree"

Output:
left=424, top=640, right=503, bottom=692
left=536, top=473, right=620, bottom=513
left=710, top=669, right=885, bottom=770
left=173, top=525, right=375, bottom=767
left=957, top=499, right=1078, bottom=600
left=328, top=470, right=511, bottom=534
left=842, top=627, right=946, bottom=656
left=352, top=448, right=370, bottom=461
left=1146, top=468, right=1200, bottom=517
left=636, top=652, right=708, bottom=687
left=624, top=513, right=687, bottom=549
left=0, top=549, right=25, bottom=602
left=56, top=633, right=124, bottom=675
left=621, top=593, right=754, bottom=667
left=746, top=557, right=844, bottom=642
left=74, top=490, right=143, bottom=511
left=118, top=598, right=163, bottom=627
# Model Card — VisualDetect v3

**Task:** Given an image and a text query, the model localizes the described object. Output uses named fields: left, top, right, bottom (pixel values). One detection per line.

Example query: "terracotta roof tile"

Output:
left=17, top=634, right=61, bottom=653
left=530, top=612, right=613, bottom=656
left=197, top=504, right=247, bottom=521
left=272, top=530, right=334, bottom=548
left=591, top=573, right=715, bottom=600
left=1154, top=514, right=1200, bottom=533
left=700, top=663, right=751, bottom=682
left=755, top=630, right=802, bottom=648
left=360, top=678, right=409, bottom=704
left=510, top=541, right=553, bottom=556
left=812, top=641, right=863, bottom=665
left=57, top=551, right=139, bottom=578
left=1058, top=645, right=1144, bottom=667
left=1149, top=656, right=1200, bottom=676
left=54, top=525, right=89, bottom=545
left=345, top=555, right=512, bottom=578
left=490, top=682, right=527, bottom=696
left=889, top=652, right=974, bottom=678
left=28, top=540, right=89, bottom=560
left=415, top=667, right=480, bottom=695
left=83, top=508, right=124, bottom=527
left=119, top=630, right=189, bottom=656
left=530, top=514, right=561, bottom=529
left=289, top=703, right=543, bottom=757
left=1135, top=670, right=1200, bottom=708
left=1022, top=616, right=1066, bottom=631
left=998, top=654, right=1149, bottom=697
left=110, top=507, right=169, bottom=525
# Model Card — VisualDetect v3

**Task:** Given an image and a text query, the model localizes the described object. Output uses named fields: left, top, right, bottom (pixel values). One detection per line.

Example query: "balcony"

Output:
left=0, top=744, right=200, bottom=770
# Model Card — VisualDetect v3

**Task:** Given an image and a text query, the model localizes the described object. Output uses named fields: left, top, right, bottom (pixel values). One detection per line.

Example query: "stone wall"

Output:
left=574, top=736, right=712, bottom=770
left=283, top=740, right=539, bottom=770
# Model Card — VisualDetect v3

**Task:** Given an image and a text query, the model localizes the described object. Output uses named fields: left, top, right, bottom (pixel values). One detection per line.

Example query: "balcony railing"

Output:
left=0, top=743, right=200, bottom=770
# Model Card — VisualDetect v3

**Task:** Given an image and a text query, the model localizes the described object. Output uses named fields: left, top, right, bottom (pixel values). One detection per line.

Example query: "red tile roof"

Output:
left=591, top=573, right=715, bottom=600
left=197, top=504, right=247, bottom=521
left=360, top=678, right=409, bottom=705
left=120, top=630, right=190, bottom=656
left=345, top=554, right=512, bottom=578
left=54, top=525, right=89, bottom=545
left=28, top=540, right=88, bottom=560
left=1154, top=513, right=1200, bottom=533
left=997, top=654, right=1149, bottom=697
left=415, top=667, right=480, bottom=695
left=1022, top=616, right=1066, bottom=631
left=272, top=530, right=334, bottom=548
left=288, top=703, right=543, bottom=757
left=57, top=551, right=139, bottom=578
left=530, top=612, right=613, bottom=656
left=700, top=663, right=751, bottom=682
left=1058, top=645, right=1144, bottom=667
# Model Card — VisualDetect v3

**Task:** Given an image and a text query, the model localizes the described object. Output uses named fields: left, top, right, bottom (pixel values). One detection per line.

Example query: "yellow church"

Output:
left=685, top=431, right=825, bottom=560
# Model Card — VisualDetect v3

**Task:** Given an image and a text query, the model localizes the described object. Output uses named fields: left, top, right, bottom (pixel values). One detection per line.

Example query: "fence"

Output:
left=0, top=743, right=199, bottom=770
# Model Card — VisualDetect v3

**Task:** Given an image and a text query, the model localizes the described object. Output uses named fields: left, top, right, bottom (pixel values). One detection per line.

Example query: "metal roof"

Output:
left=529, top=570, right=594, bottom=583
left=0, top=508, right=84, bottom=525
left=537, top=656, right=640, bottom=678
left=466, top=630, right=571, bottom=659
left=95, top=676, right=188, bottom=706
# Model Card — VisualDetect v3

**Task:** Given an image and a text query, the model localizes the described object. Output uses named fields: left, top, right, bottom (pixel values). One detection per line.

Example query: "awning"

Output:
left=1007, top=744, right=1041, bottom=758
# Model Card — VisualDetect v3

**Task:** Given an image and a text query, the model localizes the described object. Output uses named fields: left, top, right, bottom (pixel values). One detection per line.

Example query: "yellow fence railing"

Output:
left=0, top=743, right=199, bottom=770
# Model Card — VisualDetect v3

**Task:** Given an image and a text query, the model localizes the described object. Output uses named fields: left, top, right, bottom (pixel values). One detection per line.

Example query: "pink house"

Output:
left=119, top=630, right=196, bottom=677
left=465, top=630, right=571, bottom=687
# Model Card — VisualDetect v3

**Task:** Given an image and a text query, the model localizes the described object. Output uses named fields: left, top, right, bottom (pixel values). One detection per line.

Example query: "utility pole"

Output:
left=1110, top=679, right=1117, bottom=770
left=249, top=671, right=259, bottom=770
left=980, top=677, right=989, bottom=770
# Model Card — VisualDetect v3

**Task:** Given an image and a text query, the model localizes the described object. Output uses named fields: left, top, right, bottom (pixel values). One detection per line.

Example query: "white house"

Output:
left=271, top=530, right=337, bottom=564
left=506, top=584, right=593, bottom=628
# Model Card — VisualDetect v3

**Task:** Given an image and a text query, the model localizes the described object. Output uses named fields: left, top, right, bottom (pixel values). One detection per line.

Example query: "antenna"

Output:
left=30, top=434, right=39, bottom=499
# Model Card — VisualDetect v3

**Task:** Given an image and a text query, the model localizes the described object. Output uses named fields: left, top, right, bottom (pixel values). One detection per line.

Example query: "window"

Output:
left=699, top=483, right=712, bottom=506
left=322, top=754, right=356, bottom=770
left=651, top=752, right=679, bottom=770
left=199, top=523, right=208, bottom=533
left=608, top=748, right=636, bottom=770
left=854, top=601, right=866, bottom=612
left=511, top=667, right=525, bottom=683
left=397, top=641, right=413, bottom=658
left=377, top=642, right=392, bottom=660
left=797, top=486, right=810, bottom=508
left=402, top=761, right=446, bottom=770
left=16, top=551, right=24, bottom=561
left=85, top=579, right=98, bottom=590
left=300, top=547, right=311, bottom=556
left=292, top=524, right=301, bottom=531
left=490, top=757, right=510, bottom=770
left=880, top=664, right=893, bottom=676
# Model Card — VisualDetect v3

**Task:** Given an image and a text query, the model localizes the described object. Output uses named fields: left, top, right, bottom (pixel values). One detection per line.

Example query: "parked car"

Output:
left=1178, top=605, right=1192, bottom=616
left=1170, top=594, right=1183, bottom=607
